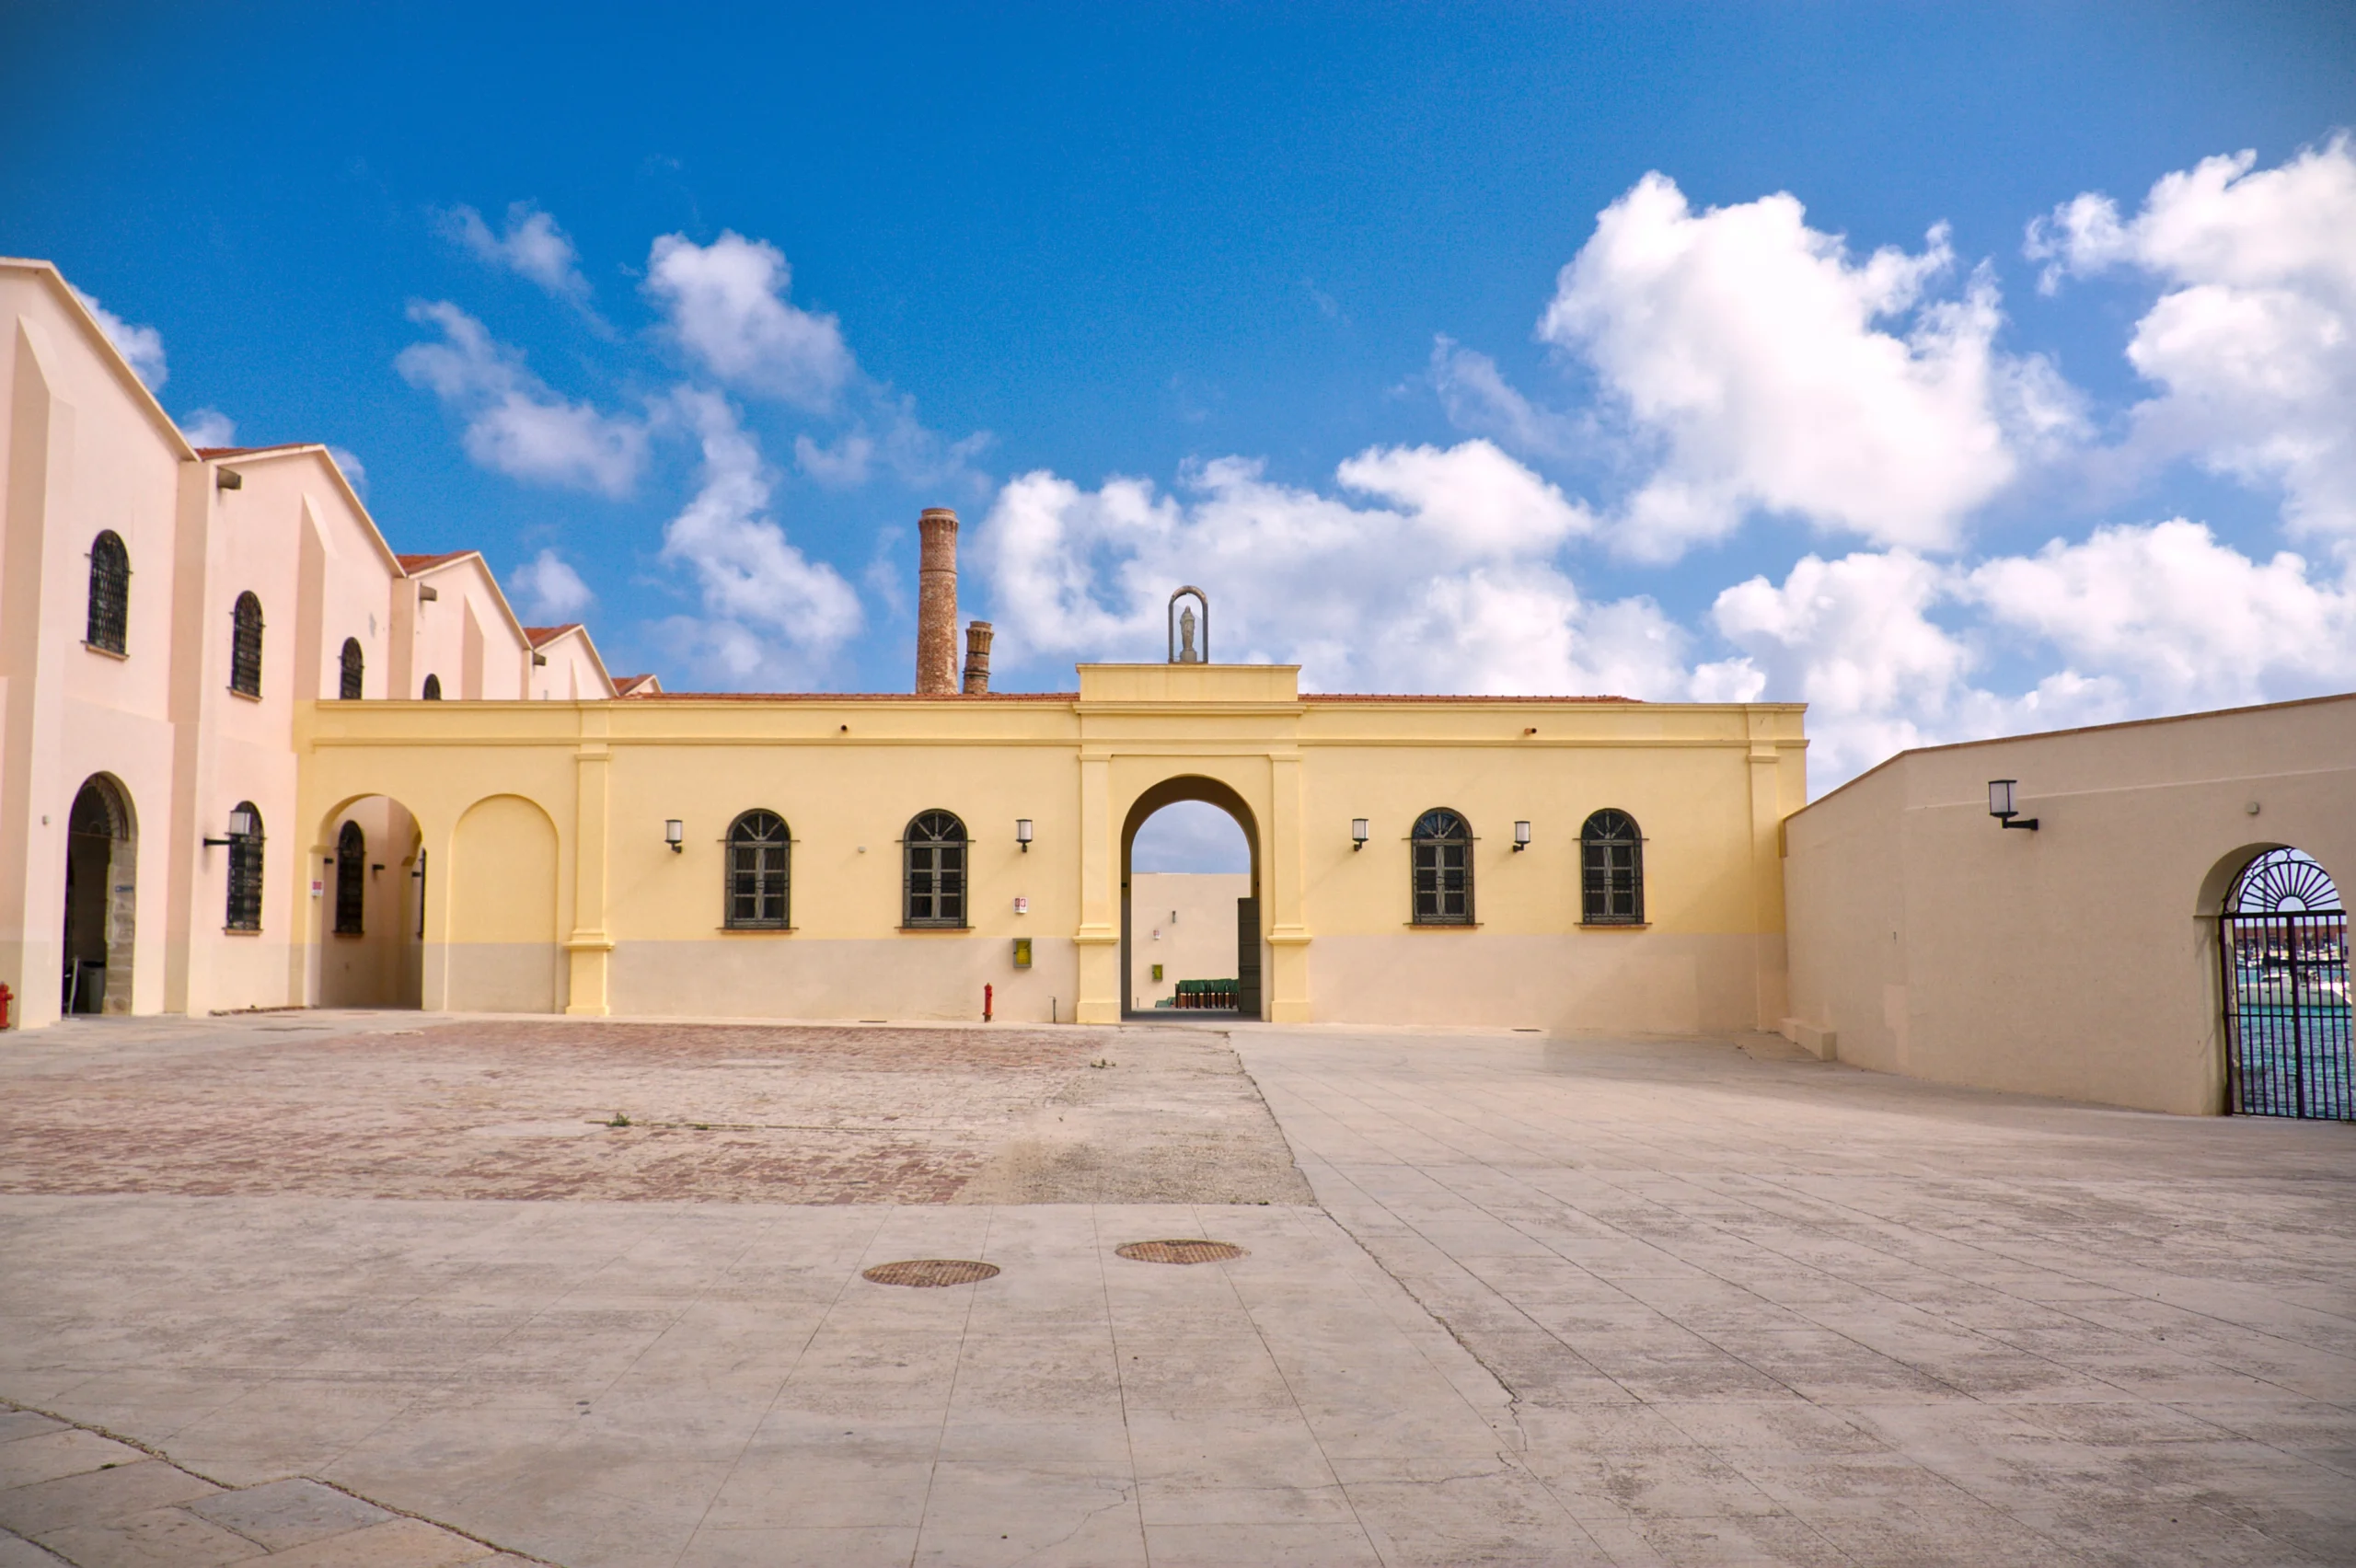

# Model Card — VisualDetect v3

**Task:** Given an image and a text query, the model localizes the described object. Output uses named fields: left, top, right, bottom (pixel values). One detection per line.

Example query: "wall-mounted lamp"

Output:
left=664, top=819, right=685, bottom=853
left=202, top=806, right=257, bottom=847
left=1016, top=818, right=1034, bottom=853
left=1351, top=818, right=1369, bottom=851
left=1513, top=821, right=1532, bottom=851
left=1987, top=779, right=2038, bottom=832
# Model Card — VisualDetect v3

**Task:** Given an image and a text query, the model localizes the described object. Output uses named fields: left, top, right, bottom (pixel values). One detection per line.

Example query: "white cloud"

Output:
left=326, top=445, right=368, bottom=497
left=437, top=202, right=594, bottom=305
left=1706, top=522, right=2356, bottom=788
left=2027, top=138, right=2356, bottom=542
left=1426, top=337, right=1589, bottom=462
left=644, top=231, right=853, bottom=410
left=71, top=285, right=167, bottom=389
left=511, top=548, right=595, bottom=621
left=1964, top=519, right=2356, bottom=709
left=1539, top=173, right=2056, bottom=561
left=974, top=441, right=1677, bottom=698
left=179, top=408, right=236, bottom=447
left=396, top=301, right=648, bottom=496
left=653, top=389, right=862, bottom=686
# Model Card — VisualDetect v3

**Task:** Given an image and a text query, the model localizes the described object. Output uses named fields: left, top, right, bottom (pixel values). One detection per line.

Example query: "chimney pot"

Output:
left=963, top=620, right=994, bottom=695
left=916, top=508, right=960, bottom=694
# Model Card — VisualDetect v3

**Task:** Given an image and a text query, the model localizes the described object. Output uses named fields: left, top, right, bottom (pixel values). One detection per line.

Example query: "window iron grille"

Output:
left=225, top=801, right=265, bottom=930
left=1580, top=809, right=1644, bottom=925
left=1411, top=808, right=1473, bottom=925
left=87, top=531, right=130, bottom=653
left=339, top=638, right=364, bottom=700
left=904, top=810, right=968, bottom=928
left=229, top=592, right=264, bottom=696
left=725, top=810, right=791, bottom=928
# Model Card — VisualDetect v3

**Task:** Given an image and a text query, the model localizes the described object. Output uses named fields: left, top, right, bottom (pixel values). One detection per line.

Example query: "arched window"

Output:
left=86, top=532, right=130, bottom=653
left=225, top=801, right=265, bottom=931
left=726, top=811, right=791, bottom=928
left=421, top=674, right=442, bottom=700
left=339, top=638, right=364, bottom=700
left=904, top=811, right=967, bottom=928
left=1411, top=808, right=1473, bottom=925
left=1580, top=810, right=1644, bottom=925
left=229, top=592, right=264, bottom=696
left=333, top=820, right=365, bottom=935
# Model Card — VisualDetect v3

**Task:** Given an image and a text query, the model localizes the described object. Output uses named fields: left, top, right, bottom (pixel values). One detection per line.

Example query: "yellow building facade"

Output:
left=298, top=663, right=1806, bottom=1031
left=5, top=251, right=1807, bottom=1036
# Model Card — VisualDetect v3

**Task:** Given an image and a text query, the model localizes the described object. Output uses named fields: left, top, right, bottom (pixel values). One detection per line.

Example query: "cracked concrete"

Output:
left=1, top=1013, right=2350, bottom=1565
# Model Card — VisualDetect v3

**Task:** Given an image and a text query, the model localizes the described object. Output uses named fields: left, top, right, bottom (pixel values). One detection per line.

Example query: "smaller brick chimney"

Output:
left=962, top=621, right=994, bottom=695
left=915, top=508, right=959, bottom=695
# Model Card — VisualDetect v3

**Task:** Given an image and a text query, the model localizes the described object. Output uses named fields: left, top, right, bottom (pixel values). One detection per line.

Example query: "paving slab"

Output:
left=1, top=1012, right=2350, bottom=1565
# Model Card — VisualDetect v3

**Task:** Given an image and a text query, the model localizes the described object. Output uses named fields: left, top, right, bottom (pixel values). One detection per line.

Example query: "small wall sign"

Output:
left=1012, top=896, right=1029, bottom=915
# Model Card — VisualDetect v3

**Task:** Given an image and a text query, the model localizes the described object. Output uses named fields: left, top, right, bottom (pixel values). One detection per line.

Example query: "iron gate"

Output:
left=2219, top=850, right=2351, bottom=1120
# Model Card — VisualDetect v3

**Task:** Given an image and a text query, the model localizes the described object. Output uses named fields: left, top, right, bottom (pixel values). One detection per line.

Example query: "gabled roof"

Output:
left=395, top=551, right=478, bottom=573
left=192, top=440, right=403, bottom=581
left=613, top=674, right=664, bottom=697
left=1, top=257, right=196, bottom=461
left=524, top=624, right=583, bottom=648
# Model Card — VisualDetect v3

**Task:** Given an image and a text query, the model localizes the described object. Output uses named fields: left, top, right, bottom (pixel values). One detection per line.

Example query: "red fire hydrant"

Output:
left=983, top=983, right=993, bottom=1023
left=0, top=982, right=13, bottom=1030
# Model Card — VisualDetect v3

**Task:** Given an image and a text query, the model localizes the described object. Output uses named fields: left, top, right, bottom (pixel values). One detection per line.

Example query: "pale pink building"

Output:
left=0, top=257, right=617, bottom=1028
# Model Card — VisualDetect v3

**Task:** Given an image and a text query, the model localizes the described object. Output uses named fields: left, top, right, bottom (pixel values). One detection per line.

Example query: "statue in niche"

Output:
left=1168, top=586, right=1209, bottom=664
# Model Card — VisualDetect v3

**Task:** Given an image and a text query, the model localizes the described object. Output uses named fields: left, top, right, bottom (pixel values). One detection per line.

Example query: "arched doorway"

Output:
left=1121, top=778, right=1262, bottom=1020
left=2218, top=847, right=2350, bottom=1120
left=313, top=795, right=427, bottom=1009
left=61, top=775, right=136, bottom=1014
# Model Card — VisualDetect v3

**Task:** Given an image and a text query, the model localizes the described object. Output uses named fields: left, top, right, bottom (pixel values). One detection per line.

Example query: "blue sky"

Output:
left=7, top=2, right=2354, bottom=819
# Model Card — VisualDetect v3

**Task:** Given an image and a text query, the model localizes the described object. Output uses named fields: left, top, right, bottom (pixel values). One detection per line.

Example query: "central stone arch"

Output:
left=1119, top=775, right=1265, bottom=1020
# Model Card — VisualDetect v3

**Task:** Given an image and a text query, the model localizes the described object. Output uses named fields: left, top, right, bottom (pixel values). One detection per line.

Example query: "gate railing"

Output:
left=2219, top=911, right=2353, bottom=1120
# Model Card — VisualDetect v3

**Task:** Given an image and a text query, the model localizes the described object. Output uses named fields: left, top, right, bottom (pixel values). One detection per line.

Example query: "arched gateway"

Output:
left=1121, top=777, right=1263, bottom=1020
left=2218, top=848, right=2352, bottom=1120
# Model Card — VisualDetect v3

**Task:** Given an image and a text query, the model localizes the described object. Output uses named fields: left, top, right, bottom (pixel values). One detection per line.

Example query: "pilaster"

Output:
left=1074, top=750, right=1118, bottom=1022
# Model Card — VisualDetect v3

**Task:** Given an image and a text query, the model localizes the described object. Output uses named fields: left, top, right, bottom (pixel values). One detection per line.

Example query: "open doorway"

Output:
left=316, top=795, right=427, bottom=1009
left=62, top=775, right=136, bottom=1014
left=1122, top=779, right=1262, bottom=1020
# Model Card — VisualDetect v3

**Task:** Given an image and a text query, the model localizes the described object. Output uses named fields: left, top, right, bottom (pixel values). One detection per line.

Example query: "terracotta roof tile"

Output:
left=395, top=551, right=475, bottom=572
left=1300, top=693, right=1636, bottom=704
left=523, top=624, right=583, bottom=647
left=639, top=690, right=1081, bottom=702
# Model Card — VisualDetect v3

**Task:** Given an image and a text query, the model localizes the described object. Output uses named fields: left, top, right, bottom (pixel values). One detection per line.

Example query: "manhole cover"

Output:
left=861, top=1259, right=1001, bottom=1287
left=1115, top=1239, right=1247, bottom=1265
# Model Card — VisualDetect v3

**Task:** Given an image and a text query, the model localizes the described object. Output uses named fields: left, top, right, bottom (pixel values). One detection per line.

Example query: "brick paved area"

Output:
left=0, top=1016, right=1307, bottom=1205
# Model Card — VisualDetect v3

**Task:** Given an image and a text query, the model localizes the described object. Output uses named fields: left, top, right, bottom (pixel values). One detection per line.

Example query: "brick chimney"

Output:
left=916, top=508, right=959, bottom=695
left=962, top=620, right=994, bottom=695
